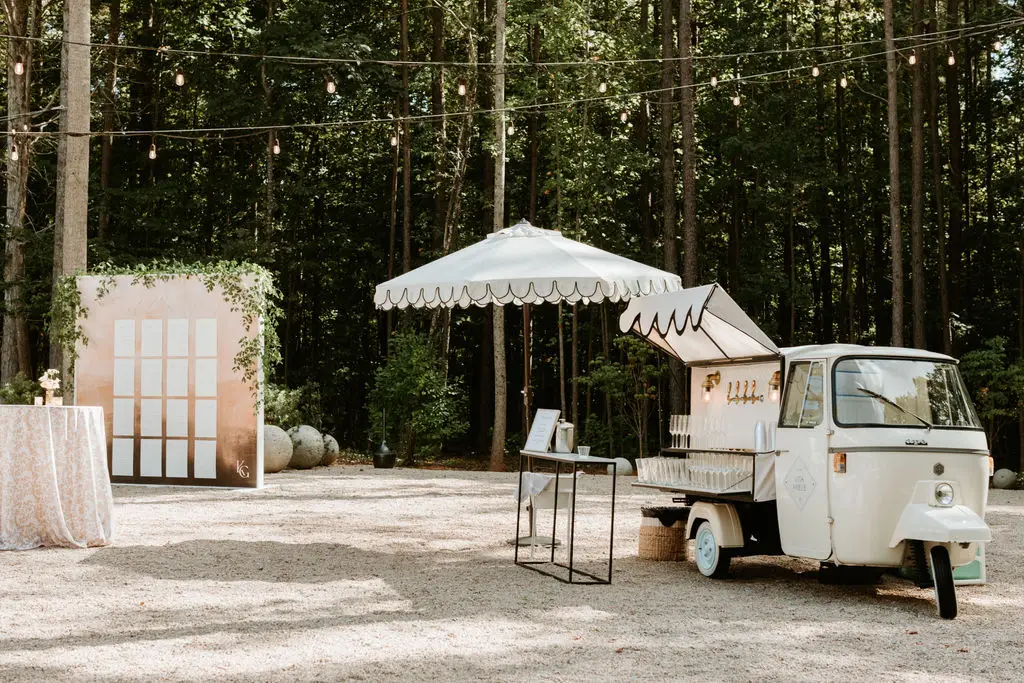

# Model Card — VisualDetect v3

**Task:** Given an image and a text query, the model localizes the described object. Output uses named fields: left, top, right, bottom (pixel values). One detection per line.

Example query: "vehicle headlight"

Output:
left=934, top=483, right=954, bottom=506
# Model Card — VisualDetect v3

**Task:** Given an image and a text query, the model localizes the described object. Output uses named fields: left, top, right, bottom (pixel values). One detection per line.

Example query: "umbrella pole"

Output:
left=523, top=303, right=532, bottom=435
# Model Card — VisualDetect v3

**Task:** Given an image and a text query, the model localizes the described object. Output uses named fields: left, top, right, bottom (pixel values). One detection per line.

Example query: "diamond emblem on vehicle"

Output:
left=784, top=457, right=817, bottom=511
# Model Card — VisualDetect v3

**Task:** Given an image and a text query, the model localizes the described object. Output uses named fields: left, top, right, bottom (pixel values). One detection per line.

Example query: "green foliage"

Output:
left=263, top=381, right=322, bottom=428
left=958, top=337, right=1024, bottom=442
left=580, top=336, right=663, bottom=458
left=0, top=373, right=41, bottom=405
left=959, top=337, right=1024, bottom=420
left=50, top=260, right=282, bottom=407
left=368, top=332, right=468, bottom=460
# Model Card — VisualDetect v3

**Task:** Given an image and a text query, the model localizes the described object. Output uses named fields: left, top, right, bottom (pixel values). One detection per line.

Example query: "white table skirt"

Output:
left=0, top=406, right=114, bottom=550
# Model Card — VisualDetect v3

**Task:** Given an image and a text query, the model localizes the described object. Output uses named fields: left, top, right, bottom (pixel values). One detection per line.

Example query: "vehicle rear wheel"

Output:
left=694, top=521, right=731, bottom=579
left=930, top=545, right=958, bottom=620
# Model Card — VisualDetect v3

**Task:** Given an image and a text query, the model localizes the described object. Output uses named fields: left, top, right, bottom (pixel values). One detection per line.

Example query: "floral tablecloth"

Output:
left=0, top=406, right=114, bottom=550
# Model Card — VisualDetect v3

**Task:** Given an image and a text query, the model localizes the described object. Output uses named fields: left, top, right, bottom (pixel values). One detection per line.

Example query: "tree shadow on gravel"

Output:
left=81, top=539, right=458, bottom=584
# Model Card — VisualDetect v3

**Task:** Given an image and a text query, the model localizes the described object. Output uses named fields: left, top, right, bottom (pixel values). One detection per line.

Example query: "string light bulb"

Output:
left=148, top=143, right=157, bottom=160
left=598, top=81, right=607, bottom=93
left=619, top=110, right=628, bottom=123
left=993, top=40, right=1003, bottom=52
left=732, top=94, right=741, bottom=106
left=840, top=75, right=848, bottom=88
left=908, top=54, right=917, bottom=66
left=174, top=69, right=185, bottom=87
left=710, top=74, right=718, bottom=87
left=14, top=60, right=24, bottom=75
left=947, top=53, right=956, bottom=66
left=507, top=123, right=515, bottom=136
left=458, top=80, right=467, bottom=97
left=326, top=78, right=337, bottom=94
left=272, top=138, right=281, bottom=155
left=9, top=144, right=18, bottom=161
left=812, top=65, right=820, bottom=77
left=389, top=134, right=398, bottom=147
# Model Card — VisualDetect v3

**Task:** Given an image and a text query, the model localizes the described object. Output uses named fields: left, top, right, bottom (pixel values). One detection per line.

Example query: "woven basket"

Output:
left=638, top=507, right=690, bottom=561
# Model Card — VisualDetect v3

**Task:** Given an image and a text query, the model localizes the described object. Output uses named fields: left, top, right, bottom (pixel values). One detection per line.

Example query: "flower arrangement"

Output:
left=39, top=369, right=61, bottom=405
left=39, top=369, right=61, bottom=392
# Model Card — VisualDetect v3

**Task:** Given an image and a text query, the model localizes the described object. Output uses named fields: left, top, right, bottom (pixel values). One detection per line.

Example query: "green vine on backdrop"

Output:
left=50, top=260, right=283, bottom=407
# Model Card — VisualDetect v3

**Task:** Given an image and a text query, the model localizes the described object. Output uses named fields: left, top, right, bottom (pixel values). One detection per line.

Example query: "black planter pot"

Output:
left=373, top=440, right=396, bottom=469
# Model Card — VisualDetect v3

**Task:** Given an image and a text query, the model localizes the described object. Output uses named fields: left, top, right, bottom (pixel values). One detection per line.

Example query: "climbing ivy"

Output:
left=50, top=260, right=283, bottom=407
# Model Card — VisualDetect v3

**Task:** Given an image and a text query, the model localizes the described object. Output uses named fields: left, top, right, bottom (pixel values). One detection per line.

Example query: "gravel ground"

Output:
left=1, top=465, right=1022, bottom=682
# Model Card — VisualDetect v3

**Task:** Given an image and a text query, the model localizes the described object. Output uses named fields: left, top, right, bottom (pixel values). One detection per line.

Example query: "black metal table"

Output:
left=515, top=449, right=618, bottom=584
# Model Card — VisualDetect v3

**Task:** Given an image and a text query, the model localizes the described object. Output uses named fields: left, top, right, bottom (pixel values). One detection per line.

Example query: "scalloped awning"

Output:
left=373, top=220, right=682, bottom=310
left=618, top=283, right=780, bottom=364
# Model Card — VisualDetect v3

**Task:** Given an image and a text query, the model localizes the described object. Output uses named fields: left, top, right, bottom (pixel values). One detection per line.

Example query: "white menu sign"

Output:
left=524, top=408, right=561, bottom=452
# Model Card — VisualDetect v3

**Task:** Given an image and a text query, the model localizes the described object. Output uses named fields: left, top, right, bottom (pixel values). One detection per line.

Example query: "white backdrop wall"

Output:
left=688, top=361, right=782, bottom=450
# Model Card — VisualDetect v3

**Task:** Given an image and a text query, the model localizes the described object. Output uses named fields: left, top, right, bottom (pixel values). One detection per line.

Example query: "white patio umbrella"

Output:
left=375, top=219, right=682, bottom=432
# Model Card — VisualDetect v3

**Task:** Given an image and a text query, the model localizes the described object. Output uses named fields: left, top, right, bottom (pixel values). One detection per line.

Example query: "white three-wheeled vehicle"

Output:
left=621, top=284, right=992, bottom=619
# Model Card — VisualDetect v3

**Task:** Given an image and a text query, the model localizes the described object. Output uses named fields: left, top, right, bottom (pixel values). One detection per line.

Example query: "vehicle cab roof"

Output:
left=780, top=344, right=956, bottom=363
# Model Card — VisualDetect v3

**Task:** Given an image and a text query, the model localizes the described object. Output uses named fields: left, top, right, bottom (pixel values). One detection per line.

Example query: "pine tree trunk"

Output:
left=884, top=0, right=904, bottom=347
left=910, top=0, right=926, bottom=348
left=386, top=124, right=399, bottom=344
left=660, top=0, right=684, bottom=416
left=400, top=0, right=412, bottom=274
left=678, top=0, right=697, bottom=287
left=927, top=0, right=951, bottom=354
left=813, top=4, right=832, bottom=343
left=945, top=0, right=963, bottom=317
left=638, top=0, right=653, bottom=254
left=659, top=0, right=676, bottom=273
left=490, top=0, right=507, bottom=471
left=98, top=0, right=120, bottom=243
left=1, top=0, right=35, bottom=382
left=431, top=1, right=446, bottom=249
left=528, top=22, right=540, bottom=223
left=50, top=0, right=91, bottom=380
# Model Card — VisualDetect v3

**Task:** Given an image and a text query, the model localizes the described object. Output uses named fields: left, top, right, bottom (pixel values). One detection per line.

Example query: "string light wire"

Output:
left=4, top=19, right=1019, bottom=142
left=0, top=16, right=1018, bottom=69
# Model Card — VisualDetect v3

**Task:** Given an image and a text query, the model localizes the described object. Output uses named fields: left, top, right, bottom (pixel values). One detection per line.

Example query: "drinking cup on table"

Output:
left=577, top=445, right=591, bottom=457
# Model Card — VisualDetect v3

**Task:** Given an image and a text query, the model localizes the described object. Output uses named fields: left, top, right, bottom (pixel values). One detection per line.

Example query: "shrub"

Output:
left=959, top=337, right=1024, bottom=441
left=0, top=373, right=40, bottom=405
left=368, top=331, right=468, bottom=460
left=579, top=335, right=663, bottom=458
left=263, top=381, right=322, bottom=428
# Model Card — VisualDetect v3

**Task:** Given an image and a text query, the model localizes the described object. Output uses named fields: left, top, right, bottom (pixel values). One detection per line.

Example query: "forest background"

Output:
left=2, top=0, right=1024, bottom=470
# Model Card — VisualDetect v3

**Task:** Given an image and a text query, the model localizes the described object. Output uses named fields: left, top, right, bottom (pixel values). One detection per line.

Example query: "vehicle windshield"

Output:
left=833, top=358, right=981, bottom=428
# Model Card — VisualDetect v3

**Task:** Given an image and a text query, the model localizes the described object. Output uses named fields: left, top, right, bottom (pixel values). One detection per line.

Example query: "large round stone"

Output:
left=607, top=457, right=633, bottom=476
left=321, top=434, right=340, bottom=466
left=263, top=425, right=293, bottom=473
left=288, top=425, right=325, bottom=469
left=993, top=468, right=1017, bottom=490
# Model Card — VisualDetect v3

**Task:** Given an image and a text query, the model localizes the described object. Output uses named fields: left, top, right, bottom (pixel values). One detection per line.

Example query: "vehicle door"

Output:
left=774, top=359, right=832, bottom=559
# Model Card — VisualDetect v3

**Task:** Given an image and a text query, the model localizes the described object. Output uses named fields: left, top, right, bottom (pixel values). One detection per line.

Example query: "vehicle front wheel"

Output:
left=694, top=521, right=731, bottom=579
left=930, top=545, right=958, bottom=620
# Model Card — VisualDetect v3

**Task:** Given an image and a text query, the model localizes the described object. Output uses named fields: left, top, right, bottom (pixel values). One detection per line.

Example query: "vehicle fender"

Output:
left=889, top=481, right=992, bottom=548
left=686, top=502, right=744, bottom=548
left=889, top=505, right=991, bottom=547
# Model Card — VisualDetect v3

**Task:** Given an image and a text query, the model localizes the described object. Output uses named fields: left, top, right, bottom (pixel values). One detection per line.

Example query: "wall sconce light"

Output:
left=769, top=370, right=781, bottom=403
left=702, top=371, right=721, bottom=403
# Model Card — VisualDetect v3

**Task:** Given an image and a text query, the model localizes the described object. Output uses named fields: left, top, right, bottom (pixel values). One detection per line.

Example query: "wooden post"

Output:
left=51, top=0, right=91, bottom=381
left=883, top=0, right=904, bottom=347
left=490, top=0, right=507, bottom=471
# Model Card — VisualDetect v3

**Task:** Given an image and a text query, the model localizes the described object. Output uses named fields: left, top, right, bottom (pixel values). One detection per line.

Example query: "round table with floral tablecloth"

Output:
left=0, top=405, right=114, bottom=550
